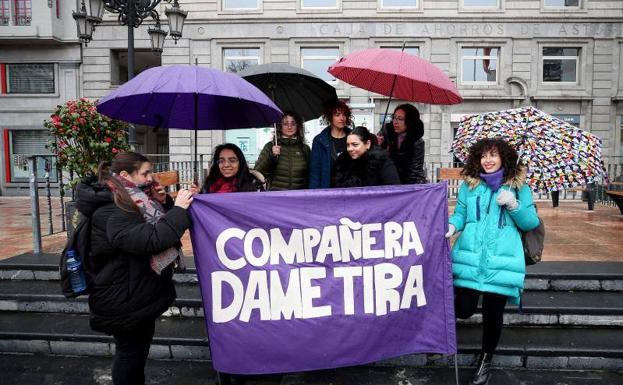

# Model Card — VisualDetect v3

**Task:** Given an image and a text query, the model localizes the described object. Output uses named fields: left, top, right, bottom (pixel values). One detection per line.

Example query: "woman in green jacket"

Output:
left=254, top=111, right=311, bottom=191
left=445, top=138, right=539, bottom=385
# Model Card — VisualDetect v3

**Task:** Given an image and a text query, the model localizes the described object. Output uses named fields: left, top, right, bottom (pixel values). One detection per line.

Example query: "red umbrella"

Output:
left=328, top=48, right=462, bottom=105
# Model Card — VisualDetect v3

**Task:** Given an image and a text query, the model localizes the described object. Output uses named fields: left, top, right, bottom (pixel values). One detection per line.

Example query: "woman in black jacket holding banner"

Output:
left=75, top=151, right=193, bottom=385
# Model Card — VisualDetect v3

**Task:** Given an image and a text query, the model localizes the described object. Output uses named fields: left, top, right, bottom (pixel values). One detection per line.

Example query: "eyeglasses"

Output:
left=392, top=115, right=405, bottom=122
left=281, top=122, right=298, bottom=127
left=217, top=157, right=239, bottom=165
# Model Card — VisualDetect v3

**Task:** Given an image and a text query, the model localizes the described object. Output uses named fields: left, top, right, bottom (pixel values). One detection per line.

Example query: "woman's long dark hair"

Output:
left=277, top=110, right=305, bottom=142
left=203, top=143, right=253, bottom=192
left=98, top=152, right=150, bottom=213
left=461, top=138, right=520, bottom=182
left=385, top=104, right=424, bottom=147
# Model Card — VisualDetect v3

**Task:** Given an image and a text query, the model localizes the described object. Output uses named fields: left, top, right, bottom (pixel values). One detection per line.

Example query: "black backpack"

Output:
left=59, top=216, right=94, bottom=298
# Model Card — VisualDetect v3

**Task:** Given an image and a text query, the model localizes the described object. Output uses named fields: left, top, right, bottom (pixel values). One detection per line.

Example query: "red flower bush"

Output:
left=45, top=99, right=131, bottom=182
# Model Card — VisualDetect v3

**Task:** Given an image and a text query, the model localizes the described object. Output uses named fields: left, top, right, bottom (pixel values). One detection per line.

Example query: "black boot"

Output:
left=469, top=353, right=493, bottom=385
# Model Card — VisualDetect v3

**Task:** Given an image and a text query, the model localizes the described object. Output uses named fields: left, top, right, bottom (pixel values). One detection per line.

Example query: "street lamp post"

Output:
left=73, top=0, right=187, bottom=146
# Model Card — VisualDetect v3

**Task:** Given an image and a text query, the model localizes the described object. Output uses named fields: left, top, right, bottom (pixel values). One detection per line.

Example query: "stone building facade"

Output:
left=1, top=0, right=622, bottom=194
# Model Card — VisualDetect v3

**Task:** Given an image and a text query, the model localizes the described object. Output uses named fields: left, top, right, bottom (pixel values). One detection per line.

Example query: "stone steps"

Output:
left=1, top=279, right=623, bottom=327
left=1, top=253, right=623, bottom=369
left=0, top=311, right=621, bottom=370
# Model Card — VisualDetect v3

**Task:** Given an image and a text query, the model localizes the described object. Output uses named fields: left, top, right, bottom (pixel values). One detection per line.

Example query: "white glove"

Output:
left=496, top=190, right=518, bottom=210
left=445, top=224, right=456, bottom=238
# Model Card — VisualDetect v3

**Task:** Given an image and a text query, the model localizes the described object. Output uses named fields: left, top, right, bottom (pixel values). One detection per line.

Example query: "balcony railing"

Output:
left=14, top=14, right=31, bottom=26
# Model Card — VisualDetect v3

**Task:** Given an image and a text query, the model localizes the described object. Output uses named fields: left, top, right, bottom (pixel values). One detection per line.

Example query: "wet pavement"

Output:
left=0, top=196, right=621, bottom=262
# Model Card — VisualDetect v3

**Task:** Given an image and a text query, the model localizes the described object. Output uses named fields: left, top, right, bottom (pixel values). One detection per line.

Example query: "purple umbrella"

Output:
left=97, top=65, right=283, bottom=176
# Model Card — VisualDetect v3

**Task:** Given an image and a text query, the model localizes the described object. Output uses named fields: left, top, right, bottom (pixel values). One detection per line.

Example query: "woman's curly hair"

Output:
left=322, top=100, right=352, bottom=128
left=461, top=138, right=520, bottom=182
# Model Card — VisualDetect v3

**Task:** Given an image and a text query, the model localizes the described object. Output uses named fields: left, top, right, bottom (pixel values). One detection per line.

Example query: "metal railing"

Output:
left=25, top=155, right=623, bottom=254
left=426, top=161, right=623, bottom=205
left=147, top=154, right=210, bottom=189
left=26, top=156, right=68, bottom=254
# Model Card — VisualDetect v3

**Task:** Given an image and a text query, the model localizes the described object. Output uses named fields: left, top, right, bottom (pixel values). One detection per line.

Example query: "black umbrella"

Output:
left=238, top=63, right=337, bottom=122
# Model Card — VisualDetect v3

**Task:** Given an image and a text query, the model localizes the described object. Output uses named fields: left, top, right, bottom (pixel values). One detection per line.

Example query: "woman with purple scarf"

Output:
left=75, top=152, right=193, bottom=385
left=445, top=138, right=539, bottom=385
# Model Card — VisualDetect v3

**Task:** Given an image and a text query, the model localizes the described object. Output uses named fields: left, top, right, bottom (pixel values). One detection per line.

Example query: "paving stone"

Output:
left=50, top=340, right=111, bottom=356
left=33, top=270, right=59, bottom=280
left=526, top=356, right=569, bottom=369
left=18, top=300, right=88, bottom=313
left=551, top=280, right=601, bottom=291
left=0, top=270, right=34, bottom=280
left=491, top=355, right=523, bottom=368
left=171, top=345, right=211, bottom=360
left=524, top=279, right=550, bottom=290
left=601, top=280, right=623, bottom=291
left=148, top=344, right=171, bottom=359
left=374, top=354, right=427, bottom=367
left=559, top=314, right=623, bottom=326
left=505, top=314, right=558, bottom=325
left=174, top=274, right=198, bottom=283
left=0, top=300, right=18, bottom=311
left=0, top=339, right=49, bottom=354
left=568, top=357, right=623, bottom=370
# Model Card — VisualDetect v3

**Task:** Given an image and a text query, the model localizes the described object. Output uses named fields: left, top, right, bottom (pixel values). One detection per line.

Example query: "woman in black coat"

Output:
left=75, top=152, right=193, bottom=385
left=334, top=126, right=400, bottom=187
left=381, top=103, right=427, bottom=184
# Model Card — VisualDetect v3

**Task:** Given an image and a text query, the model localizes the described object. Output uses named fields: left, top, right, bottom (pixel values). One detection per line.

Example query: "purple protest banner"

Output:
left=189, top=183, right=456, bottom=374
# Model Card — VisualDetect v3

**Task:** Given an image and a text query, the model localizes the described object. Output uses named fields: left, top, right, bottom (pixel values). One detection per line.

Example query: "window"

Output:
left=381, top=46, right=420, bottom=56
left=14, top=0, right=31, bottom=25
left=462, top=0, right=498, bottom=7
left=554, top=114, right=580, bottom=128
left=542, top=47, right=579, bottom=83
left=0, top=0, right=9, bottom=25
left=223, top=48, right=260, bottom=73
left=301, top=47, right=339, bottom=82
left=620, top=116, right=623, bottom=158
left=381, top=0, right=417, bottom=8
left=8, top=130, right=58, bottom=182
left=223, top=0, right=259, bottom=9
left=301, top=0, right=337, bottom=9
left=5, top=64, right=54, bottom=94
left=544, top=0, right=579, bottom=7
left=111, top=50, right=161, bottom=85
left=461, top=47, right=498, bottom=83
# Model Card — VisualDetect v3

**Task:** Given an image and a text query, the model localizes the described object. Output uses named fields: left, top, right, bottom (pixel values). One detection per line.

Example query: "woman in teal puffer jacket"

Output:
left=445, top=138, right=539, bottom=385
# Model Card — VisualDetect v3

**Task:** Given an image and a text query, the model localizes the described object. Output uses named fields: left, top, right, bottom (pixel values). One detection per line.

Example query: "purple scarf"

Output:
left=480, top=168, right=505, bottom=192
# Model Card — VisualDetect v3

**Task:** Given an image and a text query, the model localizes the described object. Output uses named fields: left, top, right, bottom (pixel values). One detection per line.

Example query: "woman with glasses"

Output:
left=380, top=104, right=427, bottom=184
left=309, top=100, right=353, bottom=189
left=195, top=143, right=265, bottom=194
left=254, top=111, right=311, bottom=191
left=334, top=126, right=400, bottom=188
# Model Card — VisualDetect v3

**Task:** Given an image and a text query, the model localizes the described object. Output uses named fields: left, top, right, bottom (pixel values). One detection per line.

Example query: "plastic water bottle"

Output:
left=66, top=250, right=87, bottom=294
